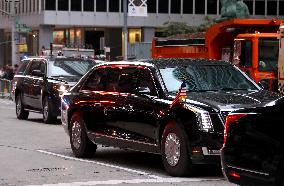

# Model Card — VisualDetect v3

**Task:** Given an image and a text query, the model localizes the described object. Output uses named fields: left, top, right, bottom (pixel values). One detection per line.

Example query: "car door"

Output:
left=79, top=67, right=121, bottom=137
left=114, top=67, right=167, bottom=152
left=24, top=60, right=45, bottom=109
left=33, top=61, right=47, bottom=109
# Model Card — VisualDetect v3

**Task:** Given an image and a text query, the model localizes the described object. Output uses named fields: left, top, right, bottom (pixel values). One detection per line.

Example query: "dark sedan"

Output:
left=12, top=57, right=99, bottom=123
left=61, top=58, right=282, bottom=176
left=221, top=98, right=284, bottom=186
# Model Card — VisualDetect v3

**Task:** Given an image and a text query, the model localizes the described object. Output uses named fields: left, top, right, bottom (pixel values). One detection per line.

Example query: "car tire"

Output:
left=42, top=97, right=57, bottom=124
left=70, top=112, right=97, bottom=158
left=15, top=94, right=29, bottom=120
left=161, top=121, right=193, bottom=177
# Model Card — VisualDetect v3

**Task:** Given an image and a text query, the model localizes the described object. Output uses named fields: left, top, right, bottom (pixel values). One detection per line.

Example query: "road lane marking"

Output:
left=37, top=150, right=162, bottom=179
left=29, top=177, right=223, bottom=186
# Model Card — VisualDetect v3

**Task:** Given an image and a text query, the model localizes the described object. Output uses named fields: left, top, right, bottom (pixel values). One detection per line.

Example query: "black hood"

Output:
left=183, top=90, right=283, bottom=111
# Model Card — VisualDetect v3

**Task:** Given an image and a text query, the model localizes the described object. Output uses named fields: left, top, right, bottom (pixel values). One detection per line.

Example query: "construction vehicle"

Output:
left=152, top=19, right=283, bottom=91
left=279, top=24, right=284, bottom=94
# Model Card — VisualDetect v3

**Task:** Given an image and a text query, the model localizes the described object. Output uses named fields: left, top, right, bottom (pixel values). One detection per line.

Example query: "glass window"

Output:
left=267, top=0, right=277, bottom=16
left=58, top=0, right=68, bottom=11
left=96, top=0, right=107, bottom=12
left=109, top=0, right=119, bottom=12
left=159, top=64, right=257, bottom=92
left=195, top=0, right=205, bottom=14
left=27, top=61, right=42, bottom=75
left=239, top=40, right=252, bottom=68
left=50, top=59, right=95, bottom=77
left=243, top=0, right=252, bottom=15
left=71, top=0, right=81, bottom=11
left=45, top=0, right=55, bottom=10
left=158, top=0, right=168, bottom=13
left=84, top=0, right=94, bottom=11
left=171, top=0, right=181, bottom=14
left=258, top=39, right=279, bottom=72
left=18, top=60, right=30, bottom=75
left=147, top=0, right=156, bottom=13
left=207, top=0, right=217, bottom=14
left=136, top=69, right=157, bottom=96
left=255, top=0, right=265, bottom=15
left=183, top=0, right=192, bottom=14
left=280, top=1, right=284, bottom=15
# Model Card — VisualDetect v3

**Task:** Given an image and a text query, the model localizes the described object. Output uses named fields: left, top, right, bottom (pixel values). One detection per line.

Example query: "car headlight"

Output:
left=185, top=106, right=214, bottom=132
left=54, top=84, right=68, bottom=94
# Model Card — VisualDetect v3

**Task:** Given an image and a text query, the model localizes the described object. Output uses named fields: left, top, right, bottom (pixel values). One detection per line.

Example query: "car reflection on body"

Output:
left=12, top=57, right=100, bottom=123
left=61, top=58, right=283, bottom=176
left=221, top=98, right=284, bottom=186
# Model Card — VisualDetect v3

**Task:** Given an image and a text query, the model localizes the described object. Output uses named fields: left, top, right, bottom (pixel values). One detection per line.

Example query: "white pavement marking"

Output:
left=28, top=177, right=223, bottom=186
left=36, top=150, right=162, bottom=179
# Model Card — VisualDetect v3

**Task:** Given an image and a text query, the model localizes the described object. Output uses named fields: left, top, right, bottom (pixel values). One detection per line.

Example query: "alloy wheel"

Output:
left=71, top=121, right=82, bottom=150
left=164, top=132, right=181, bottom=166
left=16, top=97, right=21, bottom=116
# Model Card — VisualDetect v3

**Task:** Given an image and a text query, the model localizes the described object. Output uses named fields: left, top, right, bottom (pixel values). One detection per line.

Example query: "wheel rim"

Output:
left=165, top=133, right=181, bottom=166
left=71, top=121, right=82, bottom=150
left=16, top=97, right=21, bottom=116
left=43, top=100, right=48, bottom=120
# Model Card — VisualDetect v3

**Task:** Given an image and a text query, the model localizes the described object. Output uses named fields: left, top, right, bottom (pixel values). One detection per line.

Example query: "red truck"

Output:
left=152, top=19, right=283, bottom=91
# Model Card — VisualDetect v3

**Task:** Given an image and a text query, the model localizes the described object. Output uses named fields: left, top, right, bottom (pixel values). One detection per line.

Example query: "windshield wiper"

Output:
left=218, top=87, right=249, bottom=91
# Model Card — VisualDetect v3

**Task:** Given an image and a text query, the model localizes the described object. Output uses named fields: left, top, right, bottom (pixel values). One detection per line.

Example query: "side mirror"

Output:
left=32, top=69, right=45, bottom=77
left=135, top=87, right=151, bottom=94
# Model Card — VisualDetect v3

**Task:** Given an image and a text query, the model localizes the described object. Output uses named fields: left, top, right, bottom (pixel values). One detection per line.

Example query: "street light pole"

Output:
left=123, top=0, right=128, bottom=60
left=10, top=0, right=17, bottom=66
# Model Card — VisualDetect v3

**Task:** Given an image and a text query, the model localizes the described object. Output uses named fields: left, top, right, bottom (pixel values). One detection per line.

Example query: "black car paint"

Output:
left=61, top=59, right=283, bottom=166
left=12, top=57, right=97, bottom=117
left=221, top=98, right=284, bottom=186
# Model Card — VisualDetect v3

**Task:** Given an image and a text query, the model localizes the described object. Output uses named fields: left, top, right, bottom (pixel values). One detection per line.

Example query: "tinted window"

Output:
left=147, top=0, right=156, bottom=13
left=84, top=0, right=94, bottom=11
left=17, top=60, right=30, bottom=75
left=158, top=0, right=168, bottom=13
left=45, top=0, right=56, bottom=10
left=71, top=0, right=81, bottom=11
left=159, top=65, right=257, bottom=92
left=27, top=61, right=43, bottom=76
left=195, top=0, right=205, bottom=14
left=109, top=0, right=119, bottom=12
left=135, top=69, right=157, bottom=96
left=58, top=0, right=68, bottom=11
left=183, top=0, right=192, bottom=14
left=82, top=68, right=121, bottom=91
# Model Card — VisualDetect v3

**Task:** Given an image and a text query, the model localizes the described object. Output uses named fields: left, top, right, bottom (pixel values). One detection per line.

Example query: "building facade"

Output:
left=0, top=0, right=283, bottom=65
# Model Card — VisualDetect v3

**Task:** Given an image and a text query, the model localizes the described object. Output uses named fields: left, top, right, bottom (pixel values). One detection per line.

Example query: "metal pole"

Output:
left=11, top=0, right=16, bottom=66
left=123, top=0, right=128, bottom=60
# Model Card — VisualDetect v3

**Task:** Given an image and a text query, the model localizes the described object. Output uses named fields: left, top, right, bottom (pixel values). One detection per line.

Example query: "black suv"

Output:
left=61, top=58, right=282, bottom=176
left=12, top=57, right=99, bottom=123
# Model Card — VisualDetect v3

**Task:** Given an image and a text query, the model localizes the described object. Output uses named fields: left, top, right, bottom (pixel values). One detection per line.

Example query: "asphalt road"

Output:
left=0, top=98, right=234, bottom=186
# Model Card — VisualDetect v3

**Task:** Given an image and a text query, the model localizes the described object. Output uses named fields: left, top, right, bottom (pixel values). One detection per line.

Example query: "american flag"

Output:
left=171, top=82, right=187, bottom=107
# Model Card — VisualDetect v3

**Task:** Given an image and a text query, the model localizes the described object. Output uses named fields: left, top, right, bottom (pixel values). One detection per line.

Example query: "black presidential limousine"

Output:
left=61, top=58, right=282, bottom=176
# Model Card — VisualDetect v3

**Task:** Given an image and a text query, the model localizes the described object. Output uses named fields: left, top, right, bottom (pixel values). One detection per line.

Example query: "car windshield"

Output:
left=159, top=64, right=258, bottom=93
left=50, top=59, right=95, bottom=77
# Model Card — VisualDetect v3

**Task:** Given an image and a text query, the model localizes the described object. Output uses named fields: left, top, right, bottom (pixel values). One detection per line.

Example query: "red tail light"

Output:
left=224, top=114, right=247, bottom=145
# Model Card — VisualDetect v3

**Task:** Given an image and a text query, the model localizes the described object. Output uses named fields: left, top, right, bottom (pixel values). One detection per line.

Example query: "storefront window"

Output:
left=53, top=31, right=65, bottom=44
